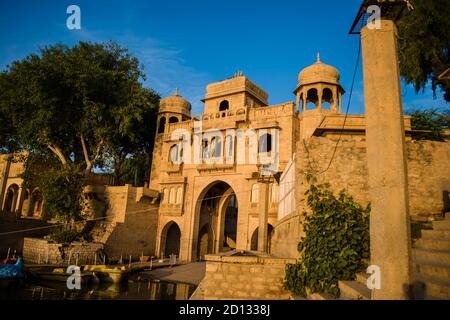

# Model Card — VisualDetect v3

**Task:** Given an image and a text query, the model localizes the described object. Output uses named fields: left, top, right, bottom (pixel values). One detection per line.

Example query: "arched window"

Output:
left=163, top=188, right=169, bottom=204
left=30, top=189, right=43, bottom=217
left=169, top=116, right=179, bottom=123
left=202, top=138, right=209, bottom=159
left=169, top=188, right=176, bottom=204
left=259, top=133, right=272, bottom=153
left=225, top=135, right=233, bottom=158
left=210, top=136, right=222, bottom=158
left=169, top=144, right=179, bottom=163
left=176, top=187, right=183, bottom=205
left=322, top=88, right=333, bottom=109
left=306, top=88, right=318, bottom=110
left=158, top=117, right=166, bottom=133
left=251, top=184, right=259, bottom=203
left=219, top=100, right=229, bottom=111
left=271, top=183, right=279, bottom=203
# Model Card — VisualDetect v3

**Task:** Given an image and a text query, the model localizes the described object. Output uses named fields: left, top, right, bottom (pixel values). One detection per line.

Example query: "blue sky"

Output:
left=0, top=0, right=447, bottom=114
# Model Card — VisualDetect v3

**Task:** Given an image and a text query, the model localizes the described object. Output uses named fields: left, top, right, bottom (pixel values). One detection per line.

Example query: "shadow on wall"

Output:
left=443, top=191, right=450, bottom=215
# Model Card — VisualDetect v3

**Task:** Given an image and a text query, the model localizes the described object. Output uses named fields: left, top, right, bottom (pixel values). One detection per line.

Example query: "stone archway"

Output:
left=3, top=184, right=19, bottom=213
left=197, top=224, right=212, bottom=260
left=250, top=224, right=274, bottom=253
left=29, top=189, right=43, bottom=218
left=160, top=221, right=181, bottom=258
left=193, top=181, right=239, bottom=260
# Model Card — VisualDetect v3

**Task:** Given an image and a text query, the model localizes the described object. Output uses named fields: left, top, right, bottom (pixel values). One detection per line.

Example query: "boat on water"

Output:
left=0, top=257, right=25, bottom=289
left=83, top=264, right=128, bottom=284
left=27, top=266, right=94, bottom=285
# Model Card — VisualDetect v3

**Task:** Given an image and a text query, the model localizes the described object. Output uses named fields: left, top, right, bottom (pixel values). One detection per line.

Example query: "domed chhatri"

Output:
left=298, top=53, right=341, bottom=86
left=160, top=87, right=192, bottom=113
left=157, top=88, right=192, bottom=134
left=294, top=53, right=345, bottom=113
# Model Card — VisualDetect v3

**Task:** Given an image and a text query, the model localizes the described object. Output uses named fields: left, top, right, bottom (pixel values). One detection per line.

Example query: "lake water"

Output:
left=0, top=273, right=197, bottom=300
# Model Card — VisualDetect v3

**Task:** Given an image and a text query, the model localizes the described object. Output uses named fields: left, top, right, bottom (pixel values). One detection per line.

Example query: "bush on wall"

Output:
left=284, top=173, right=370, bottom=297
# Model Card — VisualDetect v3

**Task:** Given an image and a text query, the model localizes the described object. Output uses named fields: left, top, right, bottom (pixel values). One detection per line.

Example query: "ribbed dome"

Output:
left=298, top=53, right=340, bottom=86
left=160, top=88, right=191, bottom=115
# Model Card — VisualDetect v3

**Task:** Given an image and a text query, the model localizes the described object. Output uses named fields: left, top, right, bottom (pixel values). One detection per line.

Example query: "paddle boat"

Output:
left=0, top=257, right=25, bottom=289
left=83, top=264, right=128, bottom=284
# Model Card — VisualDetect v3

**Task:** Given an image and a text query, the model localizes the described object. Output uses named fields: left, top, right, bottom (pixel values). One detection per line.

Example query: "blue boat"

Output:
left=0, top=257, right=24, bottom=288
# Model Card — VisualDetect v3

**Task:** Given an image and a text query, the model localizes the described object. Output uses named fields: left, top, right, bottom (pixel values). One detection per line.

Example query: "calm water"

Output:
left=0, top=273, right=196, bottom=300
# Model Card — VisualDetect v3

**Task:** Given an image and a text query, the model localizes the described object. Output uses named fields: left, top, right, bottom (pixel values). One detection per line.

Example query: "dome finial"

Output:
left=175, top=86, right=179, bottom=96
left=316, top=52, right=321, bottom=63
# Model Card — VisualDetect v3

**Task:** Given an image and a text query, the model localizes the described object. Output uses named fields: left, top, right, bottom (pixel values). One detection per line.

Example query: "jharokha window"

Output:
left=169, top=144, right=182, bottom=163
left=259, top=133, right=272, bottom=153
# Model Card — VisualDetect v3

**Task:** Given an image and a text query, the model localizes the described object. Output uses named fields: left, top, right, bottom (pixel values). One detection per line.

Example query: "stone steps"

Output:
left=413, top=274, right=450, bottom=299
left=415, top=261, right=450, bottom=279
left=432, top=220, right=450, bottom=231
left=415, top=238, right=450, bottom=251
left=422, top=229, right=450, bottom=240
left=413, top=248, right=450, bottom=265
left=413, top=215, right=450, bottom=300
left=309, top=292, right=339, bottom=300
left=338, top=280, right=371, bottom=300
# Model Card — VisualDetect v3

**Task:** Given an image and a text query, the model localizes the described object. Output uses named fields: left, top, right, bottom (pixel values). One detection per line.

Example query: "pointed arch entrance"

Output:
left=250, top=224, right=274, bottom=253
left=160, top=221, right=181, bottom=258
left=193, top=181, right=239, bottom=260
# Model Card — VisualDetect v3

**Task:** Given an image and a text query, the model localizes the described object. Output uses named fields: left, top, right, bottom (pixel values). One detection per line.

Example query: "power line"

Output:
left=316, top=38, right=362, bottom=175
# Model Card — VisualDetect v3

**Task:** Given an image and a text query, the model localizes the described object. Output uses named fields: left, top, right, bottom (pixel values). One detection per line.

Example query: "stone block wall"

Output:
left=296, top=137, right=450, bottom=219
left=191, top=254, right=295, bottom=300
left=271, top=137, right=450, bottom=259
left=23, top=237, right=103, bottom=265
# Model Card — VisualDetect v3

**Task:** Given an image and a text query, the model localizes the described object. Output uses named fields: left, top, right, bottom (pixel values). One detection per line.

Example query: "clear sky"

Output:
left=0, top=0, right=447, bottom=115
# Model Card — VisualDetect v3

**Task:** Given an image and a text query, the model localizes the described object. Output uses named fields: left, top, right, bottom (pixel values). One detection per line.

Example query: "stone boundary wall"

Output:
left=191, top=254, right=296, bottom=300
left=296, top=138, right=450, bottom=219
left=23, top=237, right=103, bottom=264
left=271, top=137, right=450, bottom=259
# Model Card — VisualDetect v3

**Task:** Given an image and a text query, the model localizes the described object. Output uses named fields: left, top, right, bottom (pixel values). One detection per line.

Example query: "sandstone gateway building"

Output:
left=4, top=55, right=450, bottom=279
left=147, top=55, right=450, bottom=262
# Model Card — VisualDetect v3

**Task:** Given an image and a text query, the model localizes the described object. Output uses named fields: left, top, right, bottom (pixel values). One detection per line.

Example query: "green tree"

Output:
left=407, top=108, right=449, bottom=141
left=0, top=41, right=160, bottom=221
left=0, top=41, right=159, bottom=175
left=398, top=0, right=450, bottom=101
left=106, top=87, right=159, bottom=186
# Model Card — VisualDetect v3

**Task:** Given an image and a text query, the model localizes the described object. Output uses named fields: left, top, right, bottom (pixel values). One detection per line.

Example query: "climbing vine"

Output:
left=284, top=173, right=370, bottom=297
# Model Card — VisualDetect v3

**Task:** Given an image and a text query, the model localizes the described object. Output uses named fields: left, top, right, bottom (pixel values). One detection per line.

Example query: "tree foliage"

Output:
left=0, top=41, right=160, bottom=222
left=407, top=108, right=449, bottom=141
left=284, top=174, right=370, bottom=298
left=398, top=0, right=450, bottom=101
left=0, top=41, right=159, bottom=176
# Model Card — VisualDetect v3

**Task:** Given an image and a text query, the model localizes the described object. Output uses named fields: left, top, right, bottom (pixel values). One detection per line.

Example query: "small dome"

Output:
left=160, top=88, right=191, bottom=116
left=298, top=53, right=340, bottom=86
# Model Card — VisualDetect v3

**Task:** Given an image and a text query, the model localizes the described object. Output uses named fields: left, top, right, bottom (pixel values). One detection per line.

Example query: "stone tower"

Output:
left=156, top=88, right=192, bottom=135
left=149, top=89, right=192, bottom=190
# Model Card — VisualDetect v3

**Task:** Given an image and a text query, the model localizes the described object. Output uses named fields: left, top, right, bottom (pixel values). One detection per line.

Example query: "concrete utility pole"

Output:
left=360, top=18, right=412, bottom=299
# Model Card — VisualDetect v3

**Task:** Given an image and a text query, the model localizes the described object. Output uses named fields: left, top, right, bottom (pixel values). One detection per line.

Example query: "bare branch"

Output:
left=47, top=145, right=67, bottom=165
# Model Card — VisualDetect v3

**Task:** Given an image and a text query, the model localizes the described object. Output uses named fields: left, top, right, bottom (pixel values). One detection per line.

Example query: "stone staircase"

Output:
left=309, top=273, right=371, bottom=300
left=339, top=273, right=371, bottom=300
left=413, top=212, right=450, bottom=300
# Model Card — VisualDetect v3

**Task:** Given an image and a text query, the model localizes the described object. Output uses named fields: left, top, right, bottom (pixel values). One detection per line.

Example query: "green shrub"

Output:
left=284, top=174, right=370, bottom=297
left=50, top=226, right=80, bottom=244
